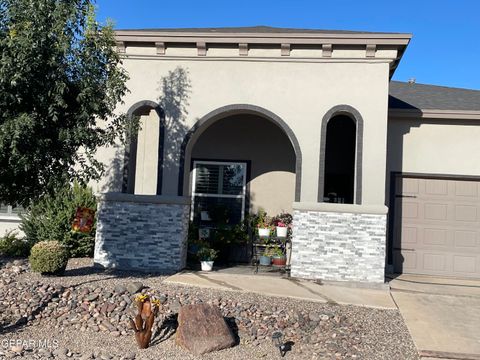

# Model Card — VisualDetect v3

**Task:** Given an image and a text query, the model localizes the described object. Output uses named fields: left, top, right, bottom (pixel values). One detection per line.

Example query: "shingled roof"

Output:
left=389, top=81, right=480, bottom=111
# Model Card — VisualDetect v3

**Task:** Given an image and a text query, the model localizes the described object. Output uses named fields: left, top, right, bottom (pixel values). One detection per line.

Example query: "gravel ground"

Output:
left=0, top=257, right=419, bottom=359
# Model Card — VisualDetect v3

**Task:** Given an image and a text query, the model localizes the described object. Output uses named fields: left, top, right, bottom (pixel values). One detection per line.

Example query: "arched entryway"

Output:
left=122, top=100, right=165, bottom=195
left=179, top=104, right=302, bottom=202
left=179, top=104, right=302, bottom=263
left=318, top=105, right=363, bottom=204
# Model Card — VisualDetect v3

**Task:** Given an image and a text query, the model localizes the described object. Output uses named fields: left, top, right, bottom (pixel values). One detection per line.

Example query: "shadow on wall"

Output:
left=386, top=117, right=420, bottom=274
left=100, top=66, right=192, bottom=194
left=101, top=143, right=125, bottom=193
left=158, top=67, right=192, bottom=192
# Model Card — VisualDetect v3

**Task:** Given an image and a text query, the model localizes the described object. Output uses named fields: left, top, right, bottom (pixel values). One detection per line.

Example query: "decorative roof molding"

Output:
left=196, top=42, right=207, bottom=56
left=155, top=42, right=165, bottom=55
left=115, top=28, right=411, bottom=78
left=115, top=29, right=412, bottom=44
left=281, top=43, right=290, bottom=56
left=322, top=44, right=332, bottom=57
left=116, top=41, right=126, bottom=53
left=366, top=44, right=376, bottom=58
left=388, top=108, right=480, bottom=120
left=239, top=43, right=248, bottom=56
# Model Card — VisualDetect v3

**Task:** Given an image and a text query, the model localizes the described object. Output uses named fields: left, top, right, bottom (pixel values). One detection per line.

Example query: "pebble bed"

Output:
left=0, top=258, right=419, bottom=359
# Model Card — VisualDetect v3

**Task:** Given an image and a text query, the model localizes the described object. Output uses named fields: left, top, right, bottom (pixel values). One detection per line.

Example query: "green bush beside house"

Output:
left=20, top=182, right=97, bottom=258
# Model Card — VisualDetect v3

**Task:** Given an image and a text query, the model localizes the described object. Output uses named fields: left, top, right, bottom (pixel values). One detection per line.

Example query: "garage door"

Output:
left=392, top=174, right=480, bottom=278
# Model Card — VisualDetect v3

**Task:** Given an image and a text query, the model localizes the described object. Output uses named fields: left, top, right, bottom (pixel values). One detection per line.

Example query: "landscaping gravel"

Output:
left=0, top=257, right=419, bottom=359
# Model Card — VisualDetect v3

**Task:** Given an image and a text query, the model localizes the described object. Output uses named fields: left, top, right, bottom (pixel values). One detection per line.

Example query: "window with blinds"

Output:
left=191, top=161, right=247, bottom=224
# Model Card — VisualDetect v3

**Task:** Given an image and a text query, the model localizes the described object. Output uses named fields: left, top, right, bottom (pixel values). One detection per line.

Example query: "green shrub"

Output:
left=20, top=181, right=97, bottom=257
left=197, top=247, right=218, bottom=261
left=29, top=241, right=69, bottom=275
left=0, top=230, right=32, bottom=257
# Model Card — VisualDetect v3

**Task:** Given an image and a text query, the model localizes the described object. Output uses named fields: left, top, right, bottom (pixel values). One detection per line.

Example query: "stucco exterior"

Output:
left=114, top=52, right=394, bottom=206
left=387, top=117, right=480, bottom=177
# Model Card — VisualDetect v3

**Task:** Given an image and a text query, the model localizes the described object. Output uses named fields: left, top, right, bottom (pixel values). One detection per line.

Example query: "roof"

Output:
left=389, top=81, right=480, bottom=111
left=115, top=25, right=407, bottom=36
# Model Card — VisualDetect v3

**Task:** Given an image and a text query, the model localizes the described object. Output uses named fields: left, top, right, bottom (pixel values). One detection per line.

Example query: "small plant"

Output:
left=29, top=241, right=69, bottom=275
left=272, top=213, right=293, bottom=228
left=130, top=293, right=162, bottom=349
left=197, top=247, right=218, bottom=261
left=265, top=245, right=284, bottom=257
left=0, top=230, right=32, bottom=257
left=255, top=209, right=272, bottom=228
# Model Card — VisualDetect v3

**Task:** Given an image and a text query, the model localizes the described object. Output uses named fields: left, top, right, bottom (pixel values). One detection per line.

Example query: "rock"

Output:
left=126, top=282, right=143, bottom=294
left=38, top=348, right=53, bottom=357
left=114, top=285, right=126, bottom=294
left=176, top=304, right=236, bottom=355
left=53, top=347, right=68, bottom=357
left=86, top=294, right=99, bottom=302
left=121, top=353, right=136, bottom=360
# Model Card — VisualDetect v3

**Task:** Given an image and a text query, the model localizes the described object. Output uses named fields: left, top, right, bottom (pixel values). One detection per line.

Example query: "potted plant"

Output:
left=275, top=221, right=288, bottom=238
left=272, top=213, right=293, bottom=239
left=197, top=246, right=218, bottom=271
left=256, top=210, right=272, bottom=238
left=259, top=250, right=272, bottom=266
left=270, top=245, right=287, bottom=266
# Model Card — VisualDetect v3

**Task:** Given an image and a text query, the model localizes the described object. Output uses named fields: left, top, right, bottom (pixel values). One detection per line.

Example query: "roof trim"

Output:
left=115, top=29, right=412, bottom=41
left=115, top=28, right=411, bottom=78
left=389, top=108, right=480, bottom=120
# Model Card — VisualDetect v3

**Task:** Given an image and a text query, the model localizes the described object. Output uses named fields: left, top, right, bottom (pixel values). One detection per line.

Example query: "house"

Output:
left=4, top=27, right=480, bottom=283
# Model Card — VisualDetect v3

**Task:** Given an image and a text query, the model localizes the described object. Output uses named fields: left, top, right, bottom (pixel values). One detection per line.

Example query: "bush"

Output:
left=20, top=181, right=97, bottom=257
left=0, top=230, right=32, bottom=257
left=197, top=247, right=218, bottom=261
left=29, top=241, right=69, bottom=275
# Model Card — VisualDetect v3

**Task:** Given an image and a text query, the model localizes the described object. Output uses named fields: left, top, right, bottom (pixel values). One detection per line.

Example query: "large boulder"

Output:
left=176, top=304, right=236, bottom=355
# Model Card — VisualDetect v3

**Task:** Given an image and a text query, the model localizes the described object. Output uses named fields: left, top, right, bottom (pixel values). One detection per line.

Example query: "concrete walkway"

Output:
left=165, top=270, right=396, bottom=309
left=390, top=275, right=480, bottom=360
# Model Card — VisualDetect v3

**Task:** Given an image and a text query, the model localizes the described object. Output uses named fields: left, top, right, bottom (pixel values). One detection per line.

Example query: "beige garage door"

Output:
left=393, top=174, right=480, bottom=278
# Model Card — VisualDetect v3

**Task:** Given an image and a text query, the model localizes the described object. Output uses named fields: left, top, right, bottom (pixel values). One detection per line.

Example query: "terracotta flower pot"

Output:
left=272, top=256, right=287, bottom=266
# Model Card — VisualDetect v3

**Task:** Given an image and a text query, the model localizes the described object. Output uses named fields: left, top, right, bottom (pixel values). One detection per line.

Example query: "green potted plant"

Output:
left=270, top=245, right=287, bottom=266
left=256, top=210, right=272, bottom=238
left=197, top=246, right=218, bottom=271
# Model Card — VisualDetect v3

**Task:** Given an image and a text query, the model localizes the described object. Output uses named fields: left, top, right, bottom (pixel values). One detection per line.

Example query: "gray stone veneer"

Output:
left=94, top=193, right=190, bottom=272
left=290, top=205, right=387, bottom=283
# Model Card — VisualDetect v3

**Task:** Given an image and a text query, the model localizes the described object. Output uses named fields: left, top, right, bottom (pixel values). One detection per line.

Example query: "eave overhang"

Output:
left=114, top=29, right=412, bottom=78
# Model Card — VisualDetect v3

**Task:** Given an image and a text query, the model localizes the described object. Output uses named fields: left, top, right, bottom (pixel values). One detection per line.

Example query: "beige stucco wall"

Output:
left=134, top=109, right=160, bottom=195
left=387, top=118, right=480, bottom=175
left=386, top=117, right=480, bottom=204
left=110, top=51, right=392, bottom=207
left=190, top=114, right=296, bottom=215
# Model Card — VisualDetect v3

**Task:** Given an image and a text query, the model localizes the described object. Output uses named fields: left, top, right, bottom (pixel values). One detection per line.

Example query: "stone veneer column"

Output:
left=94, top=193, right=190, bottom=272
left=290, top=202, right=388, bottom=283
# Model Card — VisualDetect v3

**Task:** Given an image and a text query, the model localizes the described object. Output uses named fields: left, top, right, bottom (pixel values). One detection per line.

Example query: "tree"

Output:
left=0, top=0, right=129, bottom=206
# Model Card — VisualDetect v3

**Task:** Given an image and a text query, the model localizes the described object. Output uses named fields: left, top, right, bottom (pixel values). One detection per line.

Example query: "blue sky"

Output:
left=96, top=0, right=480, bottom=90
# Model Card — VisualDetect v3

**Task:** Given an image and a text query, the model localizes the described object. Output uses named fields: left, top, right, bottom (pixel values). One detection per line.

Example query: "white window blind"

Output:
left=191, top=161, right=247, bottom=223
